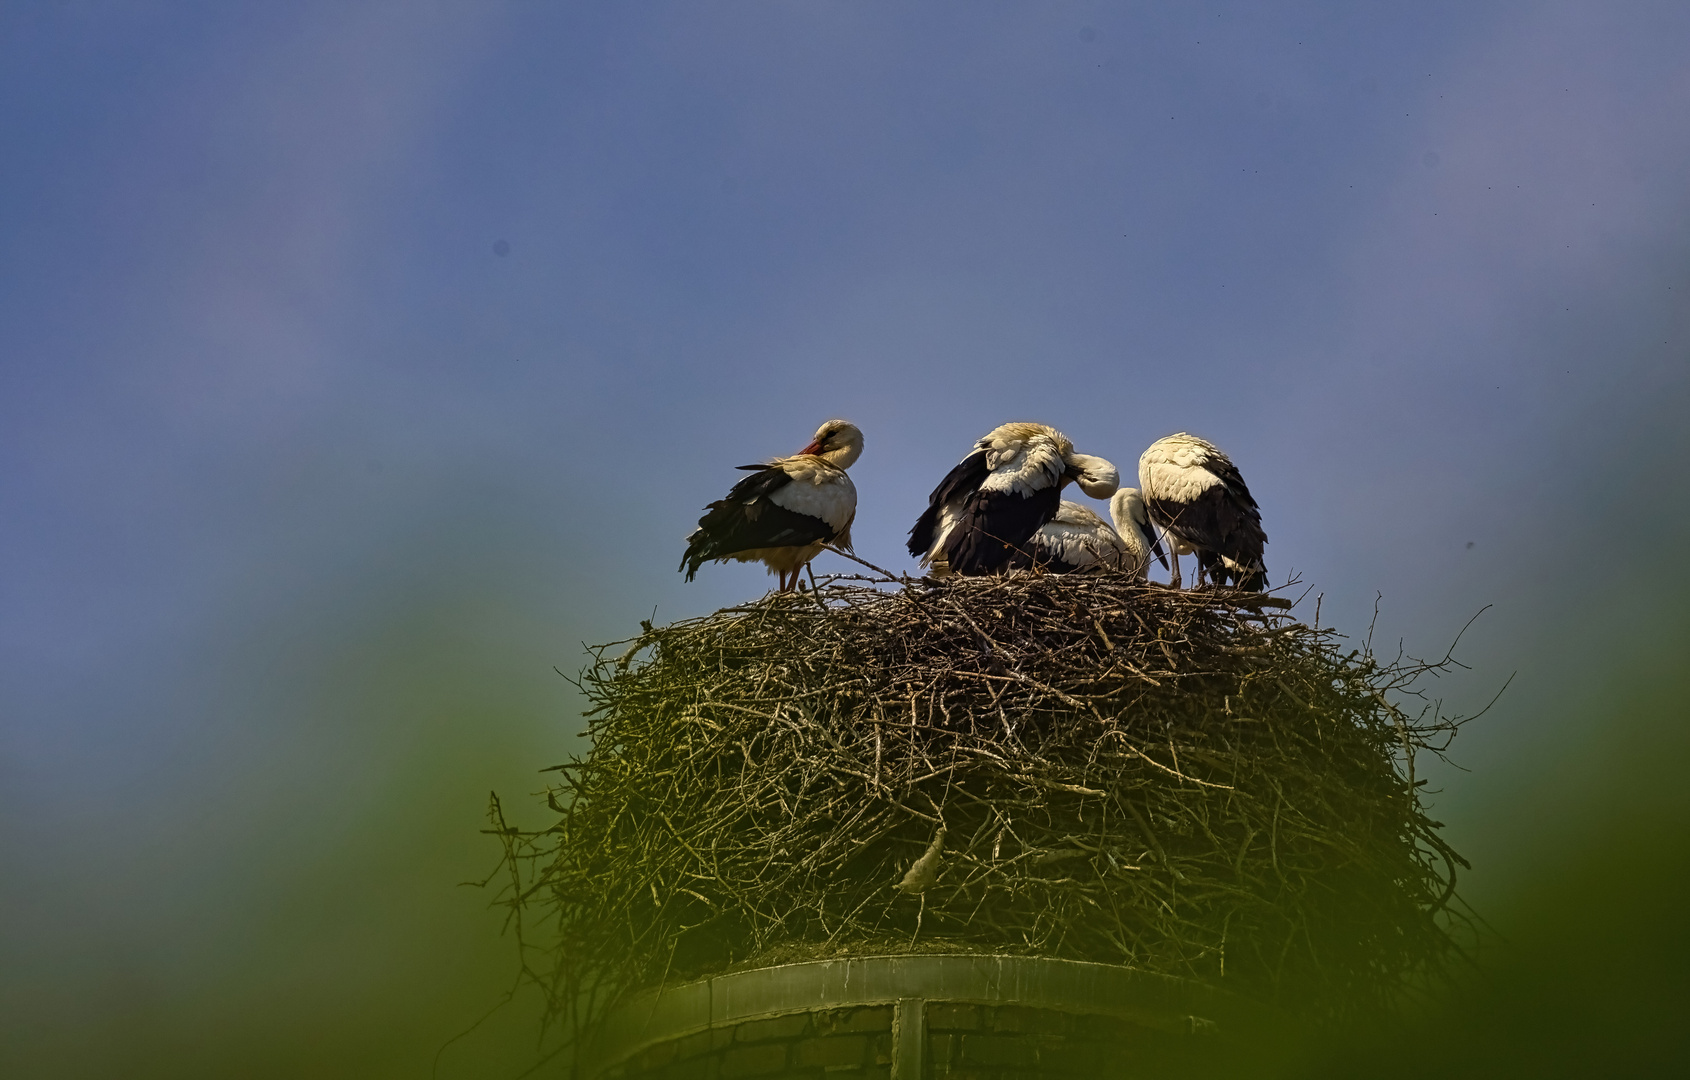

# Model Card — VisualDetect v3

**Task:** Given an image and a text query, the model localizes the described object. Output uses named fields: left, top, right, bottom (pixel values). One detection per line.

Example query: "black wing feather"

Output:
left=680, top=465, right=835, bottom=580
left=906, top=449, right=991, bottom=558
left=1147, top=527, right=1169, bottom=570
left=1002, top=542, right=1087, bottom=575
left=1151, top=474, right=1268, bottom=590
left=941, top=485, right=1062, bottom=575
left=1205, top=456, right=1263, bottom=517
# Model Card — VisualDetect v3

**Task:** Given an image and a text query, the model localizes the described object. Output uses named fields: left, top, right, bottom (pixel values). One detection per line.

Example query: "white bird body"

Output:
left=974, top=425, right=1070, bottom=497
left=908, top=422, right=1119, bottom=576
left=1139, top=436, right=1228, bottom=503
left=758, top=455, right=857, bottom=533
left=1014, top=488, right=1166, bottom=579
left=1020, top=501, right=1131, bottom=572
left=682, top=421, right=862, bottom=591
left=1137, top=433, right=1267, bottom=590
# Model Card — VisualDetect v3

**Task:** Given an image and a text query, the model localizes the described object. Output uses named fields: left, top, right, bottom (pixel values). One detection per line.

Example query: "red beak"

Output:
left=798, top=440, right=824, bottom=456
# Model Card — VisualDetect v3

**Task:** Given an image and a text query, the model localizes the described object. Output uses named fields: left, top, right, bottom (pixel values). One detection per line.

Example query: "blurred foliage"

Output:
left=7, top=585, right=1686, bottom=1079
left=1, top=585, right=559, bottom=1079
left=1293, top=594, right=1690, bottom=1077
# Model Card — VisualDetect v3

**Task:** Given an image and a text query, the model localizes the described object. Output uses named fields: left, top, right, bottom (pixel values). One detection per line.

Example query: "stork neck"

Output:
left=818, top=444, right=862, bottom=470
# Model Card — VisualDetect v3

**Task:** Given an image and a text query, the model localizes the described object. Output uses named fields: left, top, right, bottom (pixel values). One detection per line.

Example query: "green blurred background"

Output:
left=2, top=2, right=1687, bottom=1076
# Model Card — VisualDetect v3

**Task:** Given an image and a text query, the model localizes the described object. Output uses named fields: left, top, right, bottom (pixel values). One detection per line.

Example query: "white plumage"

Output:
left=1107, top=488, right=1166, bottom=580
left=681, top=420, right=863, bottom=592
left=1022, top=502, right=1130, bottom=572
left=1016, top=488, right=1167, bottom=579
left=1138, top=433, right=1267, bottom=590
left=763, top=455, right=857, bottom=532
left=907, top=422, right=1120, bottom=576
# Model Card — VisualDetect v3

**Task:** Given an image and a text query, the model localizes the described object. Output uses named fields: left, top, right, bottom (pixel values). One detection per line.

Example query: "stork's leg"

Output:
left=1168, top=547, right=1182, bottom=589
left=1199, top=553, right=1224, bottom=588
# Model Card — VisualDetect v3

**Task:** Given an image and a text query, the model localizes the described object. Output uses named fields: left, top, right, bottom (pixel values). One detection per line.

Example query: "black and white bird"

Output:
left=1137, top=433, right=1267, bottom=590
left=1108, top=488, right=1169, bottom=580
left=681, top=420, right=863, bottom=592
left=908, top=422, right=1119, bottom=576
left=1008, top=488, right=1167, bottom=579
left=1008, top=502, right=1127, bottom=575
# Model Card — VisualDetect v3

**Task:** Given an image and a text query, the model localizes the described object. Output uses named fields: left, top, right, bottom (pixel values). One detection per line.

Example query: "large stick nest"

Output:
left=492, top=570, right=1472, bottom=1036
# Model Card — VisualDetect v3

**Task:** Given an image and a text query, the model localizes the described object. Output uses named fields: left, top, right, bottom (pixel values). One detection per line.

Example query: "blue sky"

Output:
left=2, top=3, right=1688, bottom=1075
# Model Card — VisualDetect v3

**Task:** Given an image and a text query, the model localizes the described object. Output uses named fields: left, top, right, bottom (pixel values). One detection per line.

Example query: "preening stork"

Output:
left=1138, top=433, right=1267, bottom=590
left=907, top=422, right=1119, bottom=576
left=681, top=420, right=863, bottom=592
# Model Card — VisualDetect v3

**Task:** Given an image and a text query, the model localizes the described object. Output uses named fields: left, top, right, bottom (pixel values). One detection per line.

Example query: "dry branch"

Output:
left=492, top=571, right=1472, bottom=1044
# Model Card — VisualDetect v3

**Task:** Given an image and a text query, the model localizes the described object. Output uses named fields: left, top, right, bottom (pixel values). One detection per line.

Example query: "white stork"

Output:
left=907, top=422, right=1119, bottom=576
left=1009, top=488, right=1168, bottom=579
left=1138, top=433, right=1267, bottom=590
left=681, top=420, right=862, bottom=592
left=1010, top=502, right=1128, bottom=574
left=1109, top=487, right=1169, bottom=580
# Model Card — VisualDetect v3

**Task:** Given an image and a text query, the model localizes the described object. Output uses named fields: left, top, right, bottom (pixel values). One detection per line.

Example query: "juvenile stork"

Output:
left=681, top=420, right=862, bottom=592
left=1109, top=487, right=1169, bottom=580
left=1009, top=502, right=1127, bottom=574
left=1009, top=488, right=1168, bottom=579
left=907, top=422, right=1119, bottom=576
left=1138, top=433, right=1267, bottom=590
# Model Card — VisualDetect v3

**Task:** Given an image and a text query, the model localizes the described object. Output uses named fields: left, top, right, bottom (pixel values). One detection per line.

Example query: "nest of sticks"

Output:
left=491, top=566, right=1474, bottom=1040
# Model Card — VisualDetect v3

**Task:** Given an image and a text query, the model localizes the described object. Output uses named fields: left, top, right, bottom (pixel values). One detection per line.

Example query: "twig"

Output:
left=819, top=543, right=902, bottom=581
left=494, top=573, right=1478, bottom=1041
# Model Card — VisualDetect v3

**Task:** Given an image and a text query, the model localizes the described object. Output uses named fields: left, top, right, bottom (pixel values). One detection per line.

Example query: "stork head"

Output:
left=1064, top=453, right=1120, bottom=498
left=798, top=419, right=864, bottom=469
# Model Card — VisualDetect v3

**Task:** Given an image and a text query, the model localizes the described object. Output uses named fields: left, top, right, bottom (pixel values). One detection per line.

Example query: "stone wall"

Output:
left=601, top=1004, right=894, bottom=1079
left=599, top=1001, right=1193, bottom=1079
left=926, top=1002, right=1187, bottom=1078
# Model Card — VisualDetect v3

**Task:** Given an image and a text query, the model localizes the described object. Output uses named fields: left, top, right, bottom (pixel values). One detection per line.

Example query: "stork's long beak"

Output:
left=1150, top=529, right=1169, bottom=571
left=798, top=439, right=824, bottom=456
left=1066, top=455, right=1121, bottom=498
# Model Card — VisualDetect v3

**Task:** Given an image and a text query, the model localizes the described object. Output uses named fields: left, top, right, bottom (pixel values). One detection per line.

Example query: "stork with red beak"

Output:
left=907, top=422, right=1119, bottom=576
left=681, top=420, right=863, bottom=592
